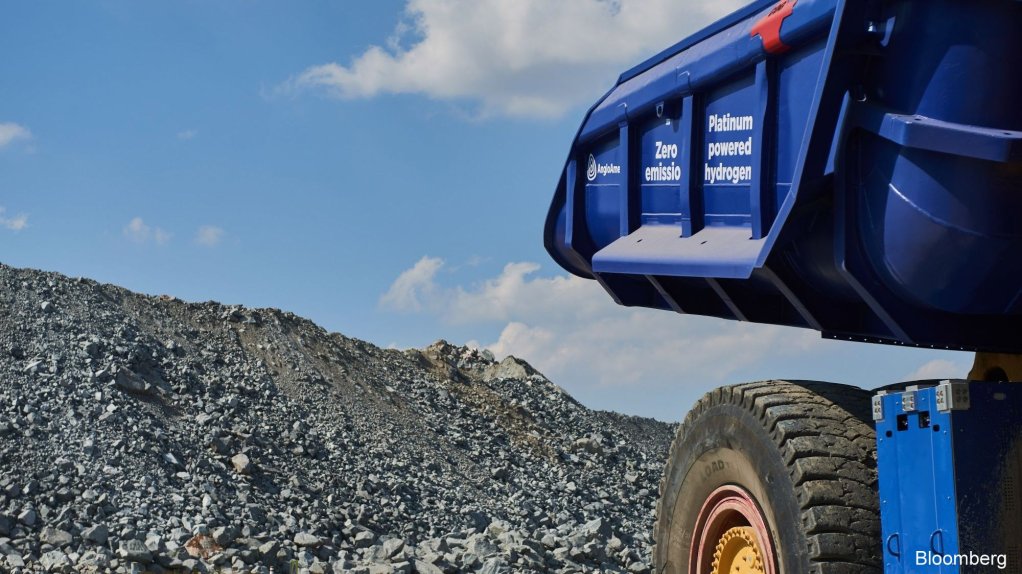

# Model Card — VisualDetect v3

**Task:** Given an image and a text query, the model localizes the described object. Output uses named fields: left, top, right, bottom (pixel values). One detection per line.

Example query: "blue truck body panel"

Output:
left=544, top=0, right=1022, bottom=352
left=875, top=382, right=1022, bottom=573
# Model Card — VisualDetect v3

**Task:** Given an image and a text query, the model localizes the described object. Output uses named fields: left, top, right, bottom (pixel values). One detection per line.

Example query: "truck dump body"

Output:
left=544, top=0, right=1022, bottom=352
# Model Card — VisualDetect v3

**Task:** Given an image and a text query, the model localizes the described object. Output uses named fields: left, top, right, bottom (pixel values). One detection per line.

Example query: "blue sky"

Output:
left=1, top=0, right=973, bottom=421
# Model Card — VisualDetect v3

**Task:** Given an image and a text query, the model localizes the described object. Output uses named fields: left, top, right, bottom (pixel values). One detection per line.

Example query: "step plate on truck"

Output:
left=876, top=381, right=1022, bottom=573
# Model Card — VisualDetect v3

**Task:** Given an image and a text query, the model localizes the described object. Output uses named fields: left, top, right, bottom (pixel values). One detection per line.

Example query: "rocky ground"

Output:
left=0, top=263, right=676, bottom=573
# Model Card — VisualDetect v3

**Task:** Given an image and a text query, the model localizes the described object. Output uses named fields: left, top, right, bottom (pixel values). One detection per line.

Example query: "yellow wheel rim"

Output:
left=710, top=526, right=766, bottom=574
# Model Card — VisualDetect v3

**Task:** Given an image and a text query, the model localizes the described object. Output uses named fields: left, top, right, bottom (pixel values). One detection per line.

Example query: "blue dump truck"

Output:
left=543, top=0, right=1022, bottom=572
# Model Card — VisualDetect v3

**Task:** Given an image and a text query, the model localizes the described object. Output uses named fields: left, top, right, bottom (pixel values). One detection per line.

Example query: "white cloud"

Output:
left=905, top=359, right=967, bottom=381
left=124, top=217, right=171, bottom=245
left=290, top=0, right=746, bottom=117
left=380, top=256, right=445, bottom=312
left=177, top=129, right=198, bottom=140
left=0, top=207, right=28, bottom=231
left=0, top=123, right=31, bottom=148
left=195, top=225, right=225, bottom=247
left=383, top=257, right=825, bottom=389
left=383, top=257, right=980, bottom=419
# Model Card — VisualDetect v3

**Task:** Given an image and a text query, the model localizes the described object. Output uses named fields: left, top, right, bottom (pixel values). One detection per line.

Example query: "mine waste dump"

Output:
left=0, top=263, right=674, bottom=573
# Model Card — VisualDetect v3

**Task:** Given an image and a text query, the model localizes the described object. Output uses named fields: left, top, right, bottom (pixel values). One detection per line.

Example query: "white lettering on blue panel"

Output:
left=704, top=113, right=755, bottom=185
left=644, top=140, right=682, bottom=183
left=587, top=153, right=621, bottom=182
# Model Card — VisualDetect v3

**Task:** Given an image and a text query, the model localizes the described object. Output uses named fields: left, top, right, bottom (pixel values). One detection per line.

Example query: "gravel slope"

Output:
left=0, top=264, right=675, bottom=573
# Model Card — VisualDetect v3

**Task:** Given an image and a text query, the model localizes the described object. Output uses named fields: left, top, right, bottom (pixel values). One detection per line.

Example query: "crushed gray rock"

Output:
left=39, top=549, right=70, bottom=572
left=39, top=526, right=72, bottom=547
left=81, top=523, right=109, bottom=544
left=230, top=452, right=251, bottom=474
left=0, top=263, right=675, bottom=572
left=117, top=538, right=153, bottom=563
left=294, top=532, right=322, bottom=548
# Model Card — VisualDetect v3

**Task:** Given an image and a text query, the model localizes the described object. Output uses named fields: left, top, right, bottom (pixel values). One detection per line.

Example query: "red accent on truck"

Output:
left=751, top=0, right=797, bottom=54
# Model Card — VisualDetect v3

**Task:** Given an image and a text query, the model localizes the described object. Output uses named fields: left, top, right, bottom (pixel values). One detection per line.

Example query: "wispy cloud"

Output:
left=0, top=207, right=28, bottom=231
left=286, top=0, right=745, bottom=118
left=0, top=123, right=31, bottom=148
left=380, top=256, right=445, bottom=312
left=905, top=359, right=968, bottom=381
left=194, top=225, right=225, bottom=247
left=177, top=129, right=198, bottom=141
left=124, top=217, right=171, bottom=245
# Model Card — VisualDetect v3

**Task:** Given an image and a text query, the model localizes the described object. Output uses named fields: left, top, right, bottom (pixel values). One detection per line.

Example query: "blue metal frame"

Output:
left=876, top=382, right=1022, bottom=573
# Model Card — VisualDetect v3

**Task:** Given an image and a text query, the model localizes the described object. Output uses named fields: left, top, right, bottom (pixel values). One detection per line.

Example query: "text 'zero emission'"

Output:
left=705, top=113, right=755, bottom=185
left=645, top=141, right=682, bottom=182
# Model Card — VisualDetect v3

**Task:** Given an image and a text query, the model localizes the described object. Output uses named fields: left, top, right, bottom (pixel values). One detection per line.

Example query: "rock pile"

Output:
left=0, top=264, right=675, bottom=573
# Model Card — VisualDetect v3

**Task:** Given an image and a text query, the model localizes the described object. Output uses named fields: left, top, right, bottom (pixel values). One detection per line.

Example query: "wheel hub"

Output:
left=711, top=526, right=765, bottom=574
left=689, top=485, right=776, bottom=574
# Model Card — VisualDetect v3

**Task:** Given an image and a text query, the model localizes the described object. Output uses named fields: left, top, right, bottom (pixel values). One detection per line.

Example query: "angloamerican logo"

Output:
left=586, top=153, right=621, bottom=181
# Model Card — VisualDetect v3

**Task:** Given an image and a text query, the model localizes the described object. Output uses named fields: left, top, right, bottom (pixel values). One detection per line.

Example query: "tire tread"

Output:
left=654, top=380, right=881, bottom=573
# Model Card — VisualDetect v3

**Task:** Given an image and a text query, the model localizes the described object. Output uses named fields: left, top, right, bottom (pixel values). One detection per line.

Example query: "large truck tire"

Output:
left=653, top=381, right=881, bottom=574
